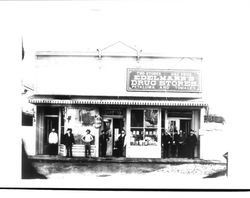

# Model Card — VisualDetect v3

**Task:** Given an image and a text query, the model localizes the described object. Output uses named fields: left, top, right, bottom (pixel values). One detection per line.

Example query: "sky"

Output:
left=1, top=0, right=250, bottom=187
left=14, top=0, right=248, bottom=120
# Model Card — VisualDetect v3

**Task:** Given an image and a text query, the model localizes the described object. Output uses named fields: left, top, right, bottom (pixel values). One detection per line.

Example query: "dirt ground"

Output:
left=33, top=161, right=226, bottom=179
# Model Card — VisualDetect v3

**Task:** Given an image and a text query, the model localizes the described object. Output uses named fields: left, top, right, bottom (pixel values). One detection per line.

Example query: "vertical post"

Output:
left=36, top=106, right=44, bottom=155
left=226, top=156, right=228, bottom=177
left=223, top=152, right=228, bottom=176
left=192, top=110, right=199, bottom=158
left=96, top=109, right=100, bottom=158
left=191, top=110, right=195, bottom=131
left=58, top=108, right=62, bottom=155
left=200, top=108, right=205, bottom=130
left=126, top=108, right=131, bottom=157
left=165, top=109, right=168, bottom=131
left=164, top=109, right=168, bottom=158
left=158, top=108, right=161, bottom=157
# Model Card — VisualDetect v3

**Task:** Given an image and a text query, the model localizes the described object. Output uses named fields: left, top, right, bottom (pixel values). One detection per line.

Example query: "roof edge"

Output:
left=36, top=51, right=203, bottom=60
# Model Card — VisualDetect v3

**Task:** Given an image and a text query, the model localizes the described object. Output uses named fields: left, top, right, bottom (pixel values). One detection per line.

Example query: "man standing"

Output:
left=48, top=128, right=58, bottom=155
left=63, top=128, right=75, bottom=157
left=162, top=130, right=172, bottom=158
left=116, top=129, right=126, bottom=157
left=178, top=130, right=187, bottom=157
left=82, top=129, right=94, bottom=158
left=171, top=130, right=180, bottom=158
left=99, top=130, right=109, bottom=157
left=186, top=130, right=197, bottom=159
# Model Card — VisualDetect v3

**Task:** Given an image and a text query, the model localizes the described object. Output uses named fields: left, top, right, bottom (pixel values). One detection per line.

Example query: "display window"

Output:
left=130, top=109, right=158, bottom=146
left=64, top=107, right=98, bottom=144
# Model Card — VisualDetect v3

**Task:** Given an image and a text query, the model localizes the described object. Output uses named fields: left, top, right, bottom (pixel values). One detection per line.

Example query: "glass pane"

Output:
left=144, top=109, right=158, bottom=127
left=169, top=120, right=177, bottom=132
left=131, top=110, right=143, bottom=127
left=130, top=128, right=144, bottom=146
left=130, top=109, right=159, bottom=146
left=145, top=128, right=158, bottom=146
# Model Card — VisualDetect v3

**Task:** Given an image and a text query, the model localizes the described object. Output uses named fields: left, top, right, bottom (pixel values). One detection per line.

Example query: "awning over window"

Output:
left=29, top=95, right=208, bottom=107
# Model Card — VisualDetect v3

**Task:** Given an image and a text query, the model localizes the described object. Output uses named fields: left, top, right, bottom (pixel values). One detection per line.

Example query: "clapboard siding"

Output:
left=59, top=144, right=96, bottom=157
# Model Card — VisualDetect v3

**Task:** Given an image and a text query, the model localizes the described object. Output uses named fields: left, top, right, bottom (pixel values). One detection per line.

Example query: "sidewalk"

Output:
left=29, top=155, right=225, bottom=165
left=22, top=155, right=228, bottom=181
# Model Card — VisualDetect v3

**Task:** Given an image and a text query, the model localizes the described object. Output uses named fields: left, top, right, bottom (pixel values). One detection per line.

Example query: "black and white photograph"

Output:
left=1, top=0, right=250, bottom=191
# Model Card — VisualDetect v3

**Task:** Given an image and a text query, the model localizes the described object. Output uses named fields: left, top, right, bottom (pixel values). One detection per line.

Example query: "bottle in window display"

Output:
left=130, top=136, right=135, bottom=145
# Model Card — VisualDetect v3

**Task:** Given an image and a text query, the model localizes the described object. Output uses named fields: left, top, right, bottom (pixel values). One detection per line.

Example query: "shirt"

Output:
left=49, top=132, right=58, bottom=144
left=82, top=134, right=93, bottom=143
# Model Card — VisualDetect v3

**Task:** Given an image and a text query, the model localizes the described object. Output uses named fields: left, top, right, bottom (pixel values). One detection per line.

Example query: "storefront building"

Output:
left=29, top=42, right=208, bottom=158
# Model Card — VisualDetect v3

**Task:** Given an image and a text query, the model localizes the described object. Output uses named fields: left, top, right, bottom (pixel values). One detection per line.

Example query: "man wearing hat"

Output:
left=186, top=130, right=197, bottom=159
left=48, top=128, right=58, bottom=155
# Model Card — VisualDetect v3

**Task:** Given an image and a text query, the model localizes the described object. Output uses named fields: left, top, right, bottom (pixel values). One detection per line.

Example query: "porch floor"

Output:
left=28, top=155, right=225, bottom=165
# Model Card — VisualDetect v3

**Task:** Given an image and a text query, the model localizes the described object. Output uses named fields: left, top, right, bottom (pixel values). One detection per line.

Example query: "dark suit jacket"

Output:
left=99, top=133, right=109, bottom=147
left=162, top=134, right=172, bottom=147
left=116, top=135, right=125, bottom=149
left=186, top=134, right=197, bottom=147
left=63, top=133, right=75, bottom=147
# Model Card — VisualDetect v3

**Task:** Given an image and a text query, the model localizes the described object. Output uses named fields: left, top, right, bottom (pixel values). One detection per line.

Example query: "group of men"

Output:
left=63, top=128, right=93, bottom=158
left=48, top=128, right=93, bottom=157
left=49, top=128, right=126, bottom=158
left=49, top=127, right=197, bottom=159
left=162, top=129, right=197, bottom=159
left=99, top=129, right=126, bottom=157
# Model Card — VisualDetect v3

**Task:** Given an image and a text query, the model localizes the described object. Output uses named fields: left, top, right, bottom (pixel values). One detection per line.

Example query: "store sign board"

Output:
left=100, top=109, right=124, bottom=116
left=127, top=68, right=201, bottom=92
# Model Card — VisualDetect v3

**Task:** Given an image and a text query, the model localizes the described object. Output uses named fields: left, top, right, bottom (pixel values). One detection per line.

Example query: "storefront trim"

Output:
left=29, top=96, right=208, bottom=107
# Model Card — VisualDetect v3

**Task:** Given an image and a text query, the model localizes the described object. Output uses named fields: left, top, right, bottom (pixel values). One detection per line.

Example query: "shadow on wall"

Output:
left=22, top=140, right=47, bottom=179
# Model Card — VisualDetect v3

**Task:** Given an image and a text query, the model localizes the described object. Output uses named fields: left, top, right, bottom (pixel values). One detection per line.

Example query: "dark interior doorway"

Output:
left=180, top=119, right=191, bottom=137
left=112, top=118, right=124, bottom=157
left=44, top=116, right=58, bottom=154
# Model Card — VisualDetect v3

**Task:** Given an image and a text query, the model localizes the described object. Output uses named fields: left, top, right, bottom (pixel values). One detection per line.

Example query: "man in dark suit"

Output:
left=162, top=130, right=172, bottom=158
left=63, top=128, right=75, bottom=157
left=178, top=130, right=187, bottom=157
left=186, top=130, right=197, bottom=159
left=171, top=130, right=180, bottom=158
left=99, top=130, right=109, bottom=157
left=116, top=129, right=126, bottom=157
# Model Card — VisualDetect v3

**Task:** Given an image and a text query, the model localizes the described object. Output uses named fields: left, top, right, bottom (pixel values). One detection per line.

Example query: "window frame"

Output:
left=129, top=108, right=161, bottom=146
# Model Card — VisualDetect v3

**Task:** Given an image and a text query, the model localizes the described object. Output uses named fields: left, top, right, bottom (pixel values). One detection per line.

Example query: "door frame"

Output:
left=43, top=115, right=59, bottom=154
left=102, top=116, right=124, bottom=157
left=167, top=117, right=192, bottom=133
left=102, top=117, right=114, bottom=156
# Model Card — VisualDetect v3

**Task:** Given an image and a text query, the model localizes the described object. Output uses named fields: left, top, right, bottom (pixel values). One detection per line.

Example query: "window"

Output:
left=22, top=112, right=33, bottom=126
left=130, top=109, right=158, bottom=146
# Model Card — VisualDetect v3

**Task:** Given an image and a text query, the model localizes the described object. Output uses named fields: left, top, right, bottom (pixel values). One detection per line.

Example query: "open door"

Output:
left=43, top=116, right=58, bottom=154
left=180, top=119, right=191, bottom=136
left=112, top=118, right=124, bottom=157
left=103, top=118, right=124, bottom=157
left=104, top=118, right=113, bottom=156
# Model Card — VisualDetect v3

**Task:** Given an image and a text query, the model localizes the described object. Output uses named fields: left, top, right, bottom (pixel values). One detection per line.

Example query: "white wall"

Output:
left=34, top=55, right=203, bottom=98
left=22, top=126, right=36, bottom=156
left=199, top=123, right=228, bottom=162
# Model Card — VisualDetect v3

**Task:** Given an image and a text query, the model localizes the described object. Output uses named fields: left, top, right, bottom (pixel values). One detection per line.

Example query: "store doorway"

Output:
left=43, top=116, right=59, bottom=155
left=167, top=118, right=192, bottom=158
left=103, top=118, right=124, bottom=157
left=180, top=119, right=191, bottom=136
